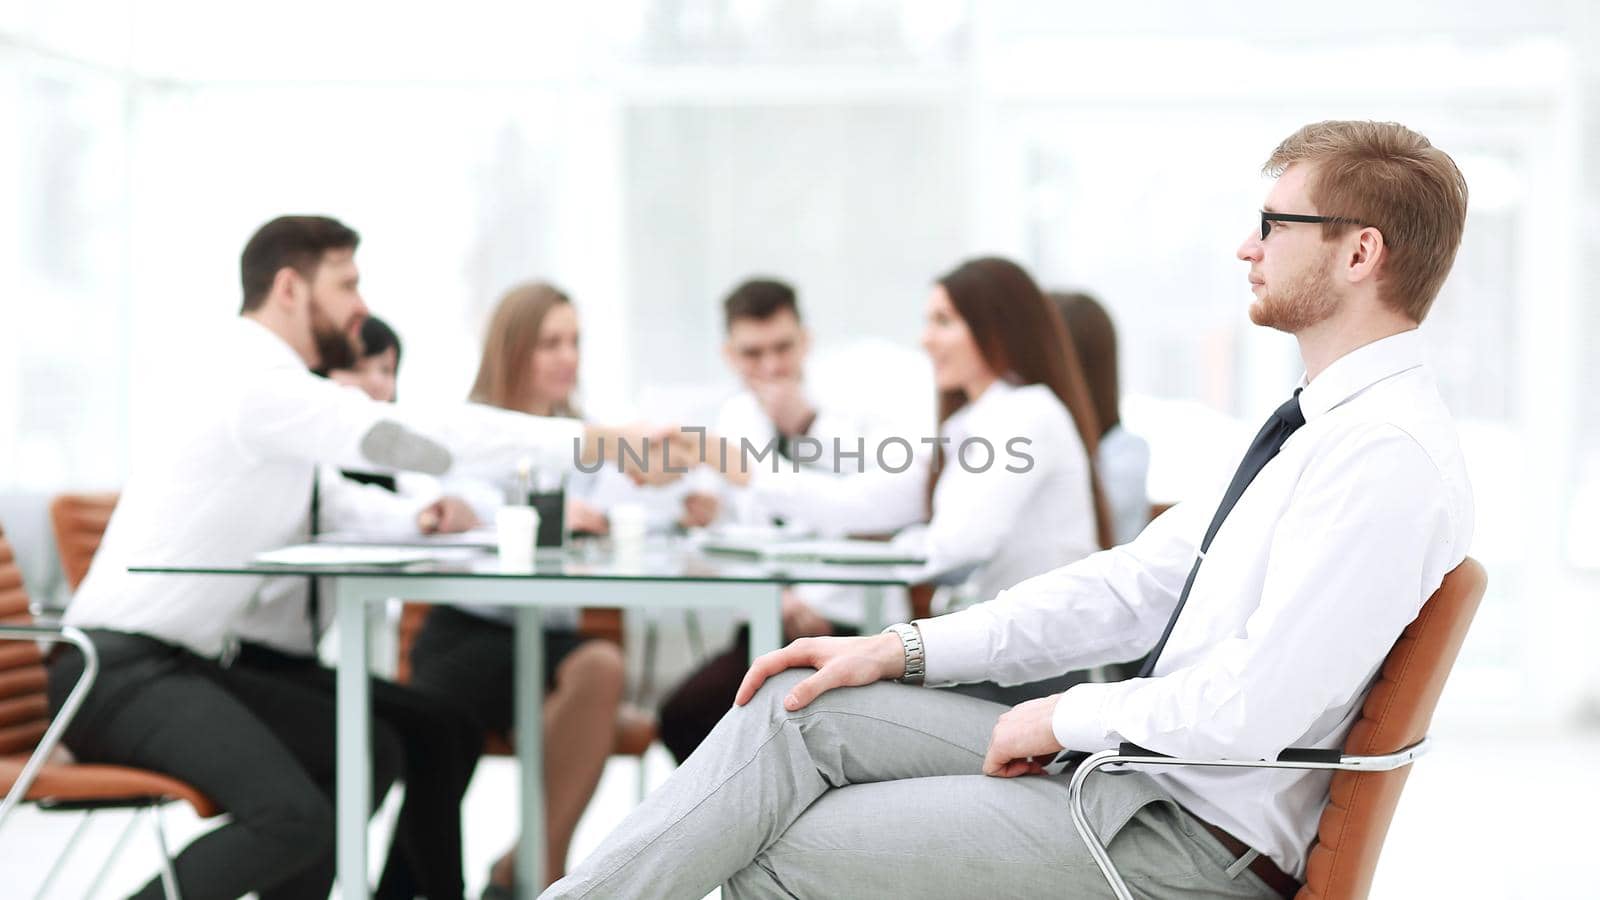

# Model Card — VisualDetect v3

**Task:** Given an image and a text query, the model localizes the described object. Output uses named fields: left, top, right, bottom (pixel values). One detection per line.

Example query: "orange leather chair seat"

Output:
left=0, top=754, right=219, bottom=818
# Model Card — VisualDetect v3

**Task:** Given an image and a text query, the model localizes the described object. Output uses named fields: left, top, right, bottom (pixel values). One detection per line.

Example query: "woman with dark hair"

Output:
left=1053, top=291, right=1152, bottom=545
left=407, top=281, right=629, bottom=898
left=674, top=256, right=1112, bottom=755
left=329, top=315, right=402, bottom=403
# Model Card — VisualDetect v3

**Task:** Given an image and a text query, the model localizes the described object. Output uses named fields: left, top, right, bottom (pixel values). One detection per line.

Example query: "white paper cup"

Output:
left=609, top=503, right=647, bottom=539
left=496, top=506, right=540, bottom=569
left=609, top=502, right=647, bottom=565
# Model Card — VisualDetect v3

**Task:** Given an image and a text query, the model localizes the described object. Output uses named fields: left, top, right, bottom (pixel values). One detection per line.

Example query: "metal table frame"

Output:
left=329, top=572, right=890, bottom=899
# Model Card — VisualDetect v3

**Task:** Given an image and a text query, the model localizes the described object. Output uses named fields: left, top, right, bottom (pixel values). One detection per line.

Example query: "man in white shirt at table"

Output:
left=544, top=120, right=1475, bottom=900
left=47, top=215, right=679, bottom=900
left=658, top=277, right=910, bottom=763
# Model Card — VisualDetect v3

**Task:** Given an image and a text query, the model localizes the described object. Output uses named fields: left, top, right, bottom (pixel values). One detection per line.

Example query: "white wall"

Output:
left=2, top=1, right=1597, bottom=725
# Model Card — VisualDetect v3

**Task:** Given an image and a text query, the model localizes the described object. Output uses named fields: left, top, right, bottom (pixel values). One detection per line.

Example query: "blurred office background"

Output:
left=2, top=1, right=1598, bottom=897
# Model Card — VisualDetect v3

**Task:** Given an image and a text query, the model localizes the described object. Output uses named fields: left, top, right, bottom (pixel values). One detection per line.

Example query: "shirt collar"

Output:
left=237, top=316, right=312, bottom=370
left=949, top=378, right=1016, bottom=418
left=942, top=378, right=1020, bottom=445
left=1296, top=329, right=1425, bottom=422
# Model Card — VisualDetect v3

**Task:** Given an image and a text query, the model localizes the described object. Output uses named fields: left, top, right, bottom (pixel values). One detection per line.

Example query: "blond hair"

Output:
left=1265, top=121, right=1468, bottom=322
left=469, top=281, right=578, bottom=416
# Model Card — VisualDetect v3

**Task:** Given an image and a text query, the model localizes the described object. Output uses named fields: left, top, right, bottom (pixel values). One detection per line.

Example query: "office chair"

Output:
left=0, top=523, right=219, bottom=900
left=47, top=492, right=119, bottom=592
left=1068, top=557, right=1486, bottom=900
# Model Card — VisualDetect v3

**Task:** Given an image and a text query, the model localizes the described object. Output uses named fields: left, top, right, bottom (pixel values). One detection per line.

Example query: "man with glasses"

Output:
left=543, top=121, right=1475, bottom=900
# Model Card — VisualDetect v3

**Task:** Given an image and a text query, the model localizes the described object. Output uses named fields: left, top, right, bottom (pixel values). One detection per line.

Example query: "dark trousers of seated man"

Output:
left=46, top=630, right=479, bottom=900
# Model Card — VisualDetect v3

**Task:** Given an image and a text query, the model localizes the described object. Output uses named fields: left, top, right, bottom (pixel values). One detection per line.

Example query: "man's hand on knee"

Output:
left=734, top=634, right=905, bottom=711
left=982, top=694, right=1066, bottom=778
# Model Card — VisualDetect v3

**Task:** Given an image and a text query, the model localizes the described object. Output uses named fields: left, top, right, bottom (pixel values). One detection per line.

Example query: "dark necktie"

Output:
left=1053, top=390, right=1304, bottom=769
left=307, top=472, right=323, bottom=654
left=771, top=433, right=795, bottom=527
left=1136, top=389, right=1305, bottom=678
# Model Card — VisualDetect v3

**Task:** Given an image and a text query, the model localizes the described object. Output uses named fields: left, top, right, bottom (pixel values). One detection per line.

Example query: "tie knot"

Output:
left=1274, top=390, right=1305, bottom=429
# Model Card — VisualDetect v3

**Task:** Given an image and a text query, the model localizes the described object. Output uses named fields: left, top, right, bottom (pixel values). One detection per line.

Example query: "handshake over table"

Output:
left=579, top=423, right=718, bottom=487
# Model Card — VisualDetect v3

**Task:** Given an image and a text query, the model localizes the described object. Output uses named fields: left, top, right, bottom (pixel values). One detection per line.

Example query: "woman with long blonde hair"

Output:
left=407, top=281, right=625, bottom=897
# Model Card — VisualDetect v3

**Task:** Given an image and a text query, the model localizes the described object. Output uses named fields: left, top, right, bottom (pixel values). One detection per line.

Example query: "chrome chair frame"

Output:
left=1067, top=739, right=1430, bottom=900
left=0, top=623, right=183, bottom=900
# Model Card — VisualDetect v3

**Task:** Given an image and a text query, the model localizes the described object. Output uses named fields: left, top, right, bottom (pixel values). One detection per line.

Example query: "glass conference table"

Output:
left=133, top=536, right=916, bottom=899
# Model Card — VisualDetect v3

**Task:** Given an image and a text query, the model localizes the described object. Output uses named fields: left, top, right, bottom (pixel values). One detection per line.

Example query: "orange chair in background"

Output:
left=49, top=492, right=119, bottom=591
left=1068, top=557, right=1487, bottom=900
left=0, top=523, right=217, bottom=900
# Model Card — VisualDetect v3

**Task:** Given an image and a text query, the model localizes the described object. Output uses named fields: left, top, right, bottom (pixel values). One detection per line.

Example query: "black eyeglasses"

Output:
left=1260, top=211, right=1374, bottom=241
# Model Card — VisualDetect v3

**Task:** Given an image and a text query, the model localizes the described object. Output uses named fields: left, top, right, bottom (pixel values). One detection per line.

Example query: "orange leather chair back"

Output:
left=0, top=524, right=220, bottom=817
left=0, top=527, right=50, bottom=758
left=49, top=493, right=119, bottom=591
left=1297, top=557, right=1487, bottom=899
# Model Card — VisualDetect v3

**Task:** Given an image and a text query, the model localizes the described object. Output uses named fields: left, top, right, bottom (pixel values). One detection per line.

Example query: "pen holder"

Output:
left=528, top=488, right=566, bottom=548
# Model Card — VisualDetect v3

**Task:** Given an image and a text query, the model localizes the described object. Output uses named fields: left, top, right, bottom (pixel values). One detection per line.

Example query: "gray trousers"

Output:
left=542, top=670, right=1282, bottom=899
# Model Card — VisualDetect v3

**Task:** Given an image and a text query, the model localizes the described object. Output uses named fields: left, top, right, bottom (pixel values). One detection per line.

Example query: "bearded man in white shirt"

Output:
left=47, top=216, right=678, bottom=900
left=543, top=120, right=1475, bottom=900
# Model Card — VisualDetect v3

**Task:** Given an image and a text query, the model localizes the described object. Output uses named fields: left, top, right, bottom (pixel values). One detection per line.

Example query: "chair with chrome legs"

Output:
left=48, top=491, right=120, bottom=592
left=0, top=523, right=219, bottom=900
left=1069, top=557, right=1486, bottom=900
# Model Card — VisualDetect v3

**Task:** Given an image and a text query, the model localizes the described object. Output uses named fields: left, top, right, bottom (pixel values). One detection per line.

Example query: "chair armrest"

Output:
left=0, top=624, right=100, bottom=829
left=1108, top=739, right=1427, bottom=772
left=1065, top=739, right=1431, bottom=900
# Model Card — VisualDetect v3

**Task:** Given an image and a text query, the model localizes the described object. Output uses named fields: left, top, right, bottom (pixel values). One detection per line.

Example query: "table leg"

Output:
left=748, top=582, right=784, bottom=662
left=335, top=580, right=370, bottom=900
left=515, top=605, right=546, bottom=897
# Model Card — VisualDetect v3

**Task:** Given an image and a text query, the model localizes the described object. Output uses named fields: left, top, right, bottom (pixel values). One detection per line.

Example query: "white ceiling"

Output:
left=0, top=0, right=1587, bottom=84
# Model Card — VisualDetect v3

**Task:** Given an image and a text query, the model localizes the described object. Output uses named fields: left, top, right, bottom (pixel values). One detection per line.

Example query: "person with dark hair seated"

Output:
left=1052, top=290, right=1153, bottom=547
left=657, top=277, right=917, bottom=765
left=660, top=259, right=1116, bottom=761
left=234, top=313, right=483, bottom=899
left=46, top=215, right=681, bottom=900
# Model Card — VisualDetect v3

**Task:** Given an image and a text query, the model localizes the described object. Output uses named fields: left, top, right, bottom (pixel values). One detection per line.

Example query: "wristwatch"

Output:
left=884, top=622, right=925, bottom=685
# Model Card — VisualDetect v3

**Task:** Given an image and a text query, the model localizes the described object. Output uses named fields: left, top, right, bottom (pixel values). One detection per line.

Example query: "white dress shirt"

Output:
left=713, top=389, right=884, bottom=527
left=915, top=329, right=1474, bottom=880
left=713, top=387, right=909, bottom=625
left=66, top=317, right=584, bottom=658
left=231, top=469, right=442, bottom=656
left=1098, top=424, right=1151, bottom=546
left=748, top=380, right=1101, bottom=614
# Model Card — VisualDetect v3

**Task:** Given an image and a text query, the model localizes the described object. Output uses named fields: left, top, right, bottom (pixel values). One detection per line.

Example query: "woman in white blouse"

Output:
left=406, top=282, right=627, bottom=897
left=677, top=258, right=1113, bottom=729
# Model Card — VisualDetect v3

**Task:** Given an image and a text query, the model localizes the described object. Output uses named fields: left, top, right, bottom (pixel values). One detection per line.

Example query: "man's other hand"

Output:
left=981, top=695, right=1065, bottom=778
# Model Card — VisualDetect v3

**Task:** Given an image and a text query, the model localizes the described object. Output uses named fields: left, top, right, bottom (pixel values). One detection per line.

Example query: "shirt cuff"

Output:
left=1051, top=683, right=1118, bottom=751
left=913, top=607, right=992, bottom=686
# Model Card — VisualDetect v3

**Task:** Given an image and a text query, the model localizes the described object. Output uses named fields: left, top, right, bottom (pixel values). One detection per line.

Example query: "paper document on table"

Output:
left=253, top=544, right=451, bottom=566
left=313, top=528, right=499, bottom=549
left=700, top=537, right=925, bottom=565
